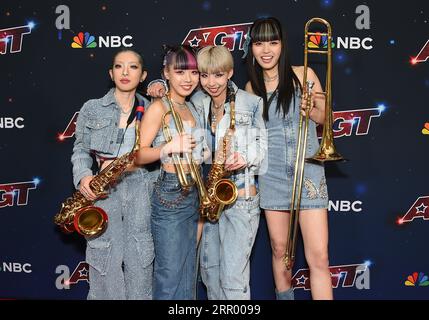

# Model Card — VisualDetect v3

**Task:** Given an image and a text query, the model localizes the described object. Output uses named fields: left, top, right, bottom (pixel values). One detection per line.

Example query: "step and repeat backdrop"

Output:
left=0, top=0, right=428, bottom=299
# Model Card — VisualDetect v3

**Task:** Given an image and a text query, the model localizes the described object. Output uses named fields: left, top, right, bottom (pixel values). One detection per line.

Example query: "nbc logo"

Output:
left=405, top=272, right=429, bottom=287
left=70, top=31, right=133, bottom=49
left=308, top=34, right=335, bottom=49
left=71, top=32, right=96, bottom=48
left=422, top=123, right=429, bottom=135
left=307, top=34, right=373, bottom=50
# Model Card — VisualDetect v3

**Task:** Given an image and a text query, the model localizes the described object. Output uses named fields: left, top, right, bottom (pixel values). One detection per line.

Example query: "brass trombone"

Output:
left=283, top=18, right=344, bottom=270
left=161, top=93, right=212, bottom=208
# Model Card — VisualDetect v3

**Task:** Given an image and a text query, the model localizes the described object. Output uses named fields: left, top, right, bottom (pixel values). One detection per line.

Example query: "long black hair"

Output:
left=246, top=17, right=301, bottom=121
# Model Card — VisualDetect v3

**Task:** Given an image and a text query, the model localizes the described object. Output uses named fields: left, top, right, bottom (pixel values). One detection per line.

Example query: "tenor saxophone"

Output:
left=54, top=104, right=145, bottom=237
left=199, top=86, right=238, bottom=223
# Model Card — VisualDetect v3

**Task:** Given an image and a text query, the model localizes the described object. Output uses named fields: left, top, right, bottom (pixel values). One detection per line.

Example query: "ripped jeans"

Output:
left=86, top=169, right=156, bottom=300
left=200, top=194, right=260, bottom=300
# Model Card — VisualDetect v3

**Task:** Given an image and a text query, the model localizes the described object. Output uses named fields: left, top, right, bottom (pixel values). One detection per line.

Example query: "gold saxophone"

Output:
left=199, top=86, right=238, bottom=223
left=54, top=104, right=145, bottom=237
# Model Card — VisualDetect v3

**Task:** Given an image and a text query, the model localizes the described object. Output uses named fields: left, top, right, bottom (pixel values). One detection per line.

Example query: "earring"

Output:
left=252, top=56, right=255, bottom=65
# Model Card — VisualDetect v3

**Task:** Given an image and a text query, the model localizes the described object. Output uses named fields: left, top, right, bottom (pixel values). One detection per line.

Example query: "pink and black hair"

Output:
left=162, top=44, right=198, bottom=70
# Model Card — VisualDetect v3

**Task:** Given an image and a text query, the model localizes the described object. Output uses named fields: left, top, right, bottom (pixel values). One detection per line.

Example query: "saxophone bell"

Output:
left=73, top=206, right=108, bottom=236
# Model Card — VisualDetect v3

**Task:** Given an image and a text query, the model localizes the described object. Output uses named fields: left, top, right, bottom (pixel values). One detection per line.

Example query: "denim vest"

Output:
left=71, top=88, right=150, bottom=189
left=191, top=82, right=267, bottom=199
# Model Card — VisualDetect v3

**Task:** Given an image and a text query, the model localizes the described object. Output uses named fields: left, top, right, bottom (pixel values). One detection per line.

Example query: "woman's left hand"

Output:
left=225, top=152, right=247, bottom=171
left=147, top=82, right=166, bottom=98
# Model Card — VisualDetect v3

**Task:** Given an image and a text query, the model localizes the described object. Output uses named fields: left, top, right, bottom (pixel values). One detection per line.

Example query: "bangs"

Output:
left=167, top=48, right=198, bottom=70
left=250, top=19, right=282, bottom=42
left=197, top=46, right=233, bottom=74
left=198, top=59, right=225, bottom=74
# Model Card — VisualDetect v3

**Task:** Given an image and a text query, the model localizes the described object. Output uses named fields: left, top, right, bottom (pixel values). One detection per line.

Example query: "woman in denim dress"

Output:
left=72, top=49, right=155, bottom=300
left=135, top=45, right=208, bottom=300
left=245, top=17, right=333, bottom=300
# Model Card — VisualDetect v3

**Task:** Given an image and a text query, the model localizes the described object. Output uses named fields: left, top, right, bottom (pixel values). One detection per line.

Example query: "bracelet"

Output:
left=147, top=79, right=168, bottom=94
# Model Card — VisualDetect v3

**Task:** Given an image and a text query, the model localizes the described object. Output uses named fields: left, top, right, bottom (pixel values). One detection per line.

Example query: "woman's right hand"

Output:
left=79, top=176, right=98, bottom=201
left=147, top=82, right=167, bottom=98
left=166, top=133, right=196, bottom=155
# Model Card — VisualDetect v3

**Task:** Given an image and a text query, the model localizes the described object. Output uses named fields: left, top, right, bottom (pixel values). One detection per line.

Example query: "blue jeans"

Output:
left=86, top=169, right=156, bottom=300
left=200, top=194, right=260, bottom=300
left=151, top=169, right=199, bottom=300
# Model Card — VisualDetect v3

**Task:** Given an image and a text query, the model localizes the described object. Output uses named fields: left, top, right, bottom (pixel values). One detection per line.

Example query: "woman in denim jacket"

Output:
left=245, top=17, right=333, bottom=300
left=135, top=45, right=209, bottom=300
left=194, top=46, right=267, bottom=300
left=71, top=49, right=155, bottom=300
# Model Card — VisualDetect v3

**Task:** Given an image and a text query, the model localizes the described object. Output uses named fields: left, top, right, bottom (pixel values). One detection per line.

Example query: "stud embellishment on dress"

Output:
left=304, top=177, right=328, bottom=200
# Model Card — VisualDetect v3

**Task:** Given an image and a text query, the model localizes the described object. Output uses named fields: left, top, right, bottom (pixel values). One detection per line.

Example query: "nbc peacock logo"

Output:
left=422, top=123, right=429, bottom=135
left=71, top=32, right=97, bottom=48
left=307, top=34, right=373, bottom=50
left=308, top=34, right=335, bottom=49
left=405, top=272, right=429, bottom=287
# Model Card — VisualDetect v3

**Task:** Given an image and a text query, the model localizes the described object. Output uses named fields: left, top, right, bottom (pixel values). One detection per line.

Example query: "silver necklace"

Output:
left=171, top=98, right=187, bottom=109
left=115, top=92, right=134, bottom=115
left=120, top=108, right=132, bottom=116
left=264, top=73, right=279, bottom=82
left=212, top=98, right=225, bottom=109
left=211, top=100, right=224, bottom=133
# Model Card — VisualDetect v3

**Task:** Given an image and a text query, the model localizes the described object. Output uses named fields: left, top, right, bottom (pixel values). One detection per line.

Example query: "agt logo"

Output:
left=60, top=106, right=384, bottom=141
left=57, top=112, right=78, bottom=140
left=405, top=272, right=429, bottom=287
left=397, top=196, right=429, bottom=225
left=0, top=262, right=32, bottom=273
left=0, top=22, right=35, bottom=55
left=55, top=262, right=89, bottom=289
left=292, top=262, right=370, bottom=291
left=317, top=106, right=384, bottom=138
left=182, top=22, right=252, bottom=52
left=0, top=178, right=40, bottom=209
left=308, top=34, right=373, bottom=50
left=411, top=40, right=429, bottom=65
left=71, top=31, right=133, bottom=49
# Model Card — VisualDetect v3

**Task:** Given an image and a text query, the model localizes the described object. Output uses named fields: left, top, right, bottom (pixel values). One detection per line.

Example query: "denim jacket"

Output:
left=191, top=82, right=267, bottom=199
left=71, top=88, right=150, bottom=189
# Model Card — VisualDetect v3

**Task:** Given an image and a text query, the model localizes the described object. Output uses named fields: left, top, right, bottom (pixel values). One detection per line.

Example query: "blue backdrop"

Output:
left=1, top=0, right=428, bottom=300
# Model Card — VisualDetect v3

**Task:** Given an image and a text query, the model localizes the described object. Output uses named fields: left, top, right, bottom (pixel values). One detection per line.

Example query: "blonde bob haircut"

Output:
left=197, top=45, right=234, bottom=73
